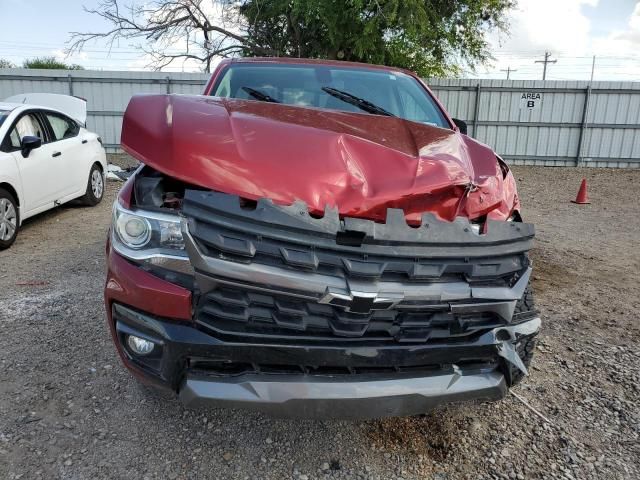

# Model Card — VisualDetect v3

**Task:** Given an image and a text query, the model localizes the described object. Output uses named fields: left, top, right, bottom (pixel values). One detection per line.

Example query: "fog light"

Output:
left=126, top=335, right=155, bottom=355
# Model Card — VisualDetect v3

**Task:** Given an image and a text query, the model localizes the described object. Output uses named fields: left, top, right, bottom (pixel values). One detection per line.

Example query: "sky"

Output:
left=0, top=0, right=639, bottom=81
left=478, top=0, right=640, bottom=80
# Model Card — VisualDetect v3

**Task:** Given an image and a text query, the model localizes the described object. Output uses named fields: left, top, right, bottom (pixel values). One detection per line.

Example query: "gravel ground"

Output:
left=1, top=161, right=639, bottom=480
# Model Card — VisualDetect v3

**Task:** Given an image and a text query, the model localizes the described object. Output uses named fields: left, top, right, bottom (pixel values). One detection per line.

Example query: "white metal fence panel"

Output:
left=1, top=69, right=639, bottom=167
left=427, top=78, right=640, bottom=168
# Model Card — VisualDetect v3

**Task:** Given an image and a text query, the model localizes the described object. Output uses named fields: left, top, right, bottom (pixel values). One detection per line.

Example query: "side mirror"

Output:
left=452, top=118, right=468, bottom=135
left=21, top=135, right=42, bottom=158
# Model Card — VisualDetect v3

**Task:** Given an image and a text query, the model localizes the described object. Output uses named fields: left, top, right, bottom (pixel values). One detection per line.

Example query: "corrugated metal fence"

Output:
left=428, top=79, right=640, bottom=168
left=1, top=69, right=639, bottom=168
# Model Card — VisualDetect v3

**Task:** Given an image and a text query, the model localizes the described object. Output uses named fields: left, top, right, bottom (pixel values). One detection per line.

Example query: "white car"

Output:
left=0, top=93, right=107, bottom=249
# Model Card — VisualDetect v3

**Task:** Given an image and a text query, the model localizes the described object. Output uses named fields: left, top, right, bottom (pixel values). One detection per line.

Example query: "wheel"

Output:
left=0, top=188, right=19, bottom=250
left=505, top=282, right=538, bottom=386
left=79, top=163, right=104, bottom=206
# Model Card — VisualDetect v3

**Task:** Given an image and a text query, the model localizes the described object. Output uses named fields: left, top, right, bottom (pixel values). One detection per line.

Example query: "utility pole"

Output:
left=500, top=66, right=517, bottom=79
left=535, top=51, right=557, bottom=80
left=590, top=55, right=596, bottom=83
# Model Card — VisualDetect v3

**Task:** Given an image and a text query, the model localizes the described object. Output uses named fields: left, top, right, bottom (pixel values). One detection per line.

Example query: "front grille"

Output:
left=195, top=238, right=525, bottom=285
left=184, top=189, right=535, bottom=347
left=183, top=190, right=532, bottom=285
left=195, top=286, right=505, bottom=344
left=188, top=358, right=499, bottom=378
left=190, top=221, right=527, bottom=284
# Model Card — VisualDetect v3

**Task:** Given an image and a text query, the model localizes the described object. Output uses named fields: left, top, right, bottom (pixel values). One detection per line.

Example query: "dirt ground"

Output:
left=0, top=162, right=639, bottom=480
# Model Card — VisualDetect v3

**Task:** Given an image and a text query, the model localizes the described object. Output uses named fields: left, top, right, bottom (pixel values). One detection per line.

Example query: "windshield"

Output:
left=211, top=63, right=450, bottom=128
left=0, top=110, right=8, bottom=128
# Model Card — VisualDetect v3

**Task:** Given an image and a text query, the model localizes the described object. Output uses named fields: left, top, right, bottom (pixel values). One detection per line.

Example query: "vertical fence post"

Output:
left=166, top=76, right=171, bottom=94
left=576, top=85, right=592, bottom=167
left=472, top=83, right=481, bottom=137
left=67, top=74, right=74, bottom=96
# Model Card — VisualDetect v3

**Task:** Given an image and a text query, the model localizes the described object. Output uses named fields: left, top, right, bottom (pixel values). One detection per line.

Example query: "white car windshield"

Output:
left=0, top=110, right=8, bottom=128
left=211, top=63, right=450, bottom=128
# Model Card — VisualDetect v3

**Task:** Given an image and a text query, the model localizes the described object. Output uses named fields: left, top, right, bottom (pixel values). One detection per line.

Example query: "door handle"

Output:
left=81, top=139, right=88, bottom=144
left=52, top=151, right=61, bottom=157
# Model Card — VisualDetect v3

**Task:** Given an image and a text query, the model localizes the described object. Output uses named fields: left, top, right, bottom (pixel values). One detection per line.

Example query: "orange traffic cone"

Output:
left=571, top=178, right=590, bottom=204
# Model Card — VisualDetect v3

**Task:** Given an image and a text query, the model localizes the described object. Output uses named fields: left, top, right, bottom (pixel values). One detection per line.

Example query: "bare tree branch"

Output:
left=67, top=0, right=270, bottom=72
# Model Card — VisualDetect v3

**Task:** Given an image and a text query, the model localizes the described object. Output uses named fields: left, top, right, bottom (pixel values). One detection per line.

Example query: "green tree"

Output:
left=70, top=0, right=514, bottom=75
left=239, top=0, right=514, bottom=76
left=0, top=58, right=15, bottom=68
left=23, top=56, right=84, bottom=70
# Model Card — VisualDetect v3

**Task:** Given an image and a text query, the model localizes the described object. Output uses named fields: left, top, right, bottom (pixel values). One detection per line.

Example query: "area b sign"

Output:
left=520, top=92, right=541, bottom=109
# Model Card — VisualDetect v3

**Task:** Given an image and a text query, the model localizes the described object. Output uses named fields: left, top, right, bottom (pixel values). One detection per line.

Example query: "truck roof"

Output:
left=221, top=57, right=416, bottom=76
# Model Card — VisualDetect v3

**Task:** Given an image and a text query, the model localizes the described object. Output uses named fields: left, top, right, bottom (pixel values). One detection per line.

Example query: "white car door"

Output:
left=41, top=111, right=86, bottom=197
left=5, top=112, right=64, bottom=213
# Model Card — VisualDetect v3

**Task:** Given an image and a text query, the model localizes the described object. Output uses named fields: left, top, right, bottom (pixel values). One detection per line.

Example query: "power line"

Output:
left=534, top=51, right=557, bottom=80
left=500, top=66, right=518, bottom=79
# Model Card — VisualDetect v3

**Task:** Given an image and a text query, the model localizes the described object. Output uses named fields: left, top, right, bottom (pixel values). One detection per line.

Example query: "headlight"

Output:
left=112, top=202, right=185, bottom=254
left=116, top=213, right=152, bottom=248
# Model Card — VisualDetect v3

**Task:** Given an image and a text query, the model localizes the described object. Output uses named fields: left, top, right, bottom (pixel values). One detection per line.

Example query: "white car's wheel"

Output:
left=0, top=188, right=19, bottom=250
left=80, top=163, right=104, bottom=206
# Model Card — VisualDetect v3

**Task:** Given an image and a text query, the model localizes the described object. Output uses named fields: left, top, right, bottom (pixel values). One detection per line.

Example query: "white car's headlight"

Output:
left=112, top=202, right=185, bottom=254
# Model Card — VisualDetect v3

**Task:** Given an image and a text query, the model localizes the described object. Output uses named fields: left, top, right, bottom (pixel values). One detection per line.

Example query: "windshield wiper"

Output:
left=241, top=86, right=280, bottom=103
left=321, top=87, right=394, bottom=117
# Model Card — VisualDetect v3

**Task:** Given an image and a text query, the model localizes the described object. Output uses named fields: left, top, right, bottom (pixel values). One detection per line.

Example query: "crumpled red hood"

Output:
left=121, top=94, right=519, bottom=222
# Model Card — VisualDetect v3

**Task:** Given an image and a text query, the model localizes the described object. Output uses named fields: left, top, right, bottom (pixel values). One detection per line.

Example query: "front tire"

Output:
left=505, top=282, right=538, bottom=386
left=80, top=163, right=104, bottom=206
left=0, top=188, right=19, bottom=250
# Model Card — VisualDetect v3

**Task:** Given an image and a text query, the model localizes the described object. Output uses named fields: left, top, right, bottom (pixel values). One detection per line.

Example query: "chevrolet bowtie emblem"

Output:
left=319, top=288, right=404, bottom=314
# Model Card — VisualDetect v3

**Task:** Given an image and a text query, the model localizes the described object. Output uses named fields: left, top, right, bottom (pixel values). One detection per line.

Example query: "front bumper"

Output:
left=109, top=299, right=539, bottom=419
left=180, top=370, right=507, bottom=419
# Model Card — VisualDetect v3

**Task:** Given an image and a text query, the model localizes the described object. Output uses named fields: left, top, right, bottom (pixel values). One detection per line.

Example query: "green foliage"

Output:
left=22, top=57, right=84, bottom=70
left=239, top=0, right=514, bottom=77
left=0, top=58, right=15, bottom=68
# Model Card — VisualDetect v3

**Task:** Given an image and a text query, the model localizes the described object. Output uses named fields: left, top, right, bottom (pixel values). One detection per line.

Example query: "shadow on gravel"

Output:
left=12, top=202, right=95, bottom=235
left=529, top=248, right=579, bottom=295
left=364, top=406, right=479, bottom=462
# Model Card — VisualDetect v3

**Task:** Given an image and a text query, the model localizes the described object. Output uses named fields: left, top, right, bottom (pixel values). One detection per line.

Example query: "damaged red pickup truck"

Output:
left=105, top=58, right=539, bottom=419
